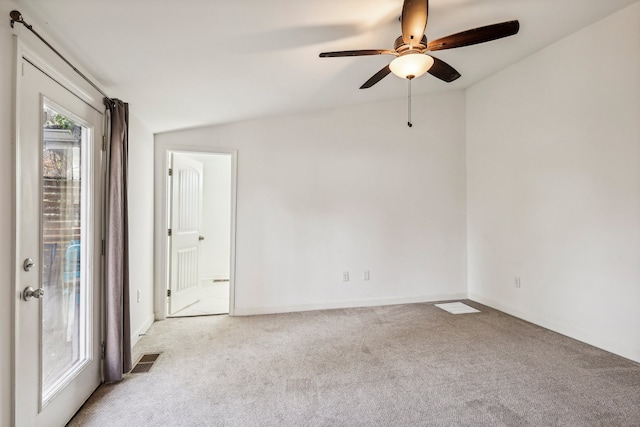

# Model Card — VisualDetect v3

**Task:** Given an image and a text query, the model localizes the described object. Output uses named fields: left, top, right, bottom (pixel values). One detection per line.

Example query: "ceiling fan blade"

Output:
left=427, top=20, right=519, bottom=51
left=401, top=0, right=429, bottom=46
left=320, top=49, right=395, bottom=58
left=360, top=65, right=392, bottom=89
left=427, top=56, right=461, bottom=83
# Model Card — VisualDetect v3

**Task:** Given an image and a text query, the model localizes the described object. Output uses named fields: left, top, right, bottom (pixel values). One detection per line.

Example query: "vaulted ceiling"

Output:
left=13, top=0, right=638, bottom=133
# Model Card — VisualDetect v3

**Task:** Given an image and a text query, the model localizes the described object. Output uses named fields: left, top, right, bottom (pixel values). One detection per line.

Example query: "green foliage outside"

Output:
left=45, top=113, right=75, bottom=130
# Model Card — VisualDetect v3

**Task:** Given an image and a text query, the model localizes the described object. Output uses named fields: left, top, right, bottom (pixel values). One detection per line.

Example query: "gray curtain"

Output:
left=104, top=99, right=132, bottom=382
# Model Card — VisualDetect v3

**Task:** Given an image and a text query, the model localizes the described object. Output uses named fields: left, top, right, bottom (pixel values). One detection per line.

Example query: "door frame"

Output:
left=154, top=144, right=238, bottom=319
left=12, top=36, right=107, bottom=426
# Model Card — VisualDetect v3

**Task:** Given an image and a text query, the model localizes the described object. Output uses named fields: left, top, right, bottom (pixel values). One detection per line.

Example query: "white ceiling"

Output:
left=13, top=0, right=638, bottom=133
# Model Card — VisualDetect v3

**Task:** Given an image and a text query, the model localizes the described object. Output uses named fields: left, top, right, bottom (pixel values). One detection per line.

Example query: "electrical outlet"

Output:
left=514, top=276, right=521, bottom=288
left=342, top=271, right=349, bottom=282
left=363, top=271, right=370, bottom=281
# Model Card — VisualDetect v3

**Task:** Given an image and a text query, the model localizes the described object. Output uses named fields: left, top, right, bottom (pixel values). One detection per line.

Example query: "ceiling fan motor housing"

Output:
left=394, top=35, right=428, bottom=54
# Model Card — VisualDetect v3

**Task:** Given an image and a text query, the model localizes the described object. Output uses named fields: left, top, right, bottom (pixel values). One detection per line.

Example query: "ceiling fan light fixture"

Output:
left=389, top=53, right=434, bottom=79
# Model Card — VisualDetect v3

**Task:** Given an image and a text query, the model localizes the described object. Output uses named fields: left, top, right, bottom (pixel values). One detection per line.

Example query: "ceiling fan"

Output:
left=319, top=0, right=519, bottom=90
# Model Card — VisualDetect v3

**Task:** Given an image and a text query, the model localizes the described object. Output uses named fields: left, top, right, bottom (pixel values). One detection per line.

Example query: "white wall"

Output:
left=156, top=91, right=468, bottom=315
left=466, top=2, right=640, bottom=362
left=127, top=114, right=155, bottom=345
left=188, top=153, right=232, bottom=281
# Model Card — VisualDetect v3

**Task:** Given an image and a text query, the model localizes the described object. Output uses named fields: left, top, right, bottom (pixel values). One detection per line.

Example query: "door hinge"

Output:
left=101, top=342, right=105, bottom=360
left=168, top=168, right=172, bottom=176
left=167, top=289, right=171, bottom=297
left=168, top=228, right=172, bottom=237
left=102, top=135, right=106, bottom=151
left=101, top=239, right=105, bottom=256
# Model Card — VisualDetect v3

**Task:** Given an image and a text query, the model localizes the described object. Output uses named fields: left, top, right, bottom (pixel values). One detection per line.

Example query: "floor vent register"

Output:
left=435, top=302, right=480, bottom=314
left=130, top=353, right=161, bottom=373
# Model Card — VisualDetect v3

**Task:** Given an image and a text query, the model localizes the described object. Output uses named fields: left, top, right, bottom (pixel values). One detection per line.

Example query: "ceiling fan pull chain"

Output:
left=407, top=77, right=413, bottom=128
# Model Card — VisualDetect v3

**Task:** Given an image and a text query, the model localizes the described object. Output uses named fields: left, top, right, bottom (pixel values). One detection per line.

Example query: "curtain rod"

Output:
left=10, top=10, right=115, bottom=108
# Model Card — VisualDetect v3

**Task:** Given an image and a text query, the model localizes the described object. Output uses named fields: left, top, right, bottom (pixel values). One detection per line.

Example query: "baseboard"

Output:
left=232, top=292, right=469, bottom=316
left=199, top=275, right=230, bottom=282
left=130, top=313, right=155, bottom=348
left=469, top=292, right=640, bottom=364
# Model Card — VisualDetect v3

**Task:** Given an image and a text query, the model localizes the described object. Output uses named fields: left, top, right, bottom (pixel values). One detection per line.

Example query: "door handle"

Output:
left=23, top=286, right=45, bottom=301
left=198, top=236, right=205, bottom=241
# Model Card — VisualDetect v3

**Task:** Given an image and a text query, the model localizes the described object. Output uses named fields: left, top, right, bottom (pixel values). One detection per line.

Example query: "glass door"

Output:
left=16, top=58, right=103, bottom=427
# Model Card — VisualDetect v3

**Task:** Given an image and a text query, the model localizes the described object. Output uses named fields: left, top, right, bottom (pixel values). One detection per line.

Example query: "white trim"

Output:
left=199, top=275, right=230, bottom=282
left=154, top=143, right=238, bottom=319
left=130, top=314, right=155, bottom=348
left=468, top=293, right=640, bottom=363
left=233, top=293, right=469, bottom=316
left=11, top=35, right=21, bottom=427
left=15, top=36, right=104, bottom=112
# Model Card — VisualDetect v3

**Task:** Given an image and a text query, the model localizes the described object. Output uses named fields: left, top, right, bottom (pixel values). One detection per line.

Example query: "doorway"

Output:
left=166, top=151, right=234, bottom=317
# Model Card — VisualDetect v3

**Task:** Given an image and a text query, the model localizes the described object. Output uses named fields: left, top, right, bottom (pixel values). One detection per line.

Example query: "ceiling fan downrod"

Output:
left=407, top=76, right=414, bottom=128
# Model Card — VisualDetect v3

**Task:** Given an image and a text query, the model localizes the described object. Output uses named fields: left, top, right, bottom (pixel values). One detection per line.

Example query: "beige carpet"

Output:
left=68, top=301, right=640, bottom=426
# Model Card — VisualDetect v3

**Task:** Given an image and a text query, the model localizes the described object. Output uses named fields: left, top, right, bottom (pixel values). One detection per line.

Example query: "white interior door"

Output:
left=15, top=59, right=103, bottom=426
left=168, top=153, right=204, bottom=314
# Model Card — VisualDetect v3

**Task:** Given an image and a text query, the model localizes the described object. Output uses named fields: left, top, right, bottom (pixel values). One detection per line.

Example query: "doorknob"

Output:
left=23, top=286, right=45, bottom=301
left=198, top=236, right=205, bottom=241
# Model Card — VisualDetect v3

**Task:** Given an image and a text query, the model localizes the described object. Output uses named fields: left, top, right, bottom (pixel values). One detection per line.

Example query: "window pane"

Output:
left=41, top=102, right=90, bottom=403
